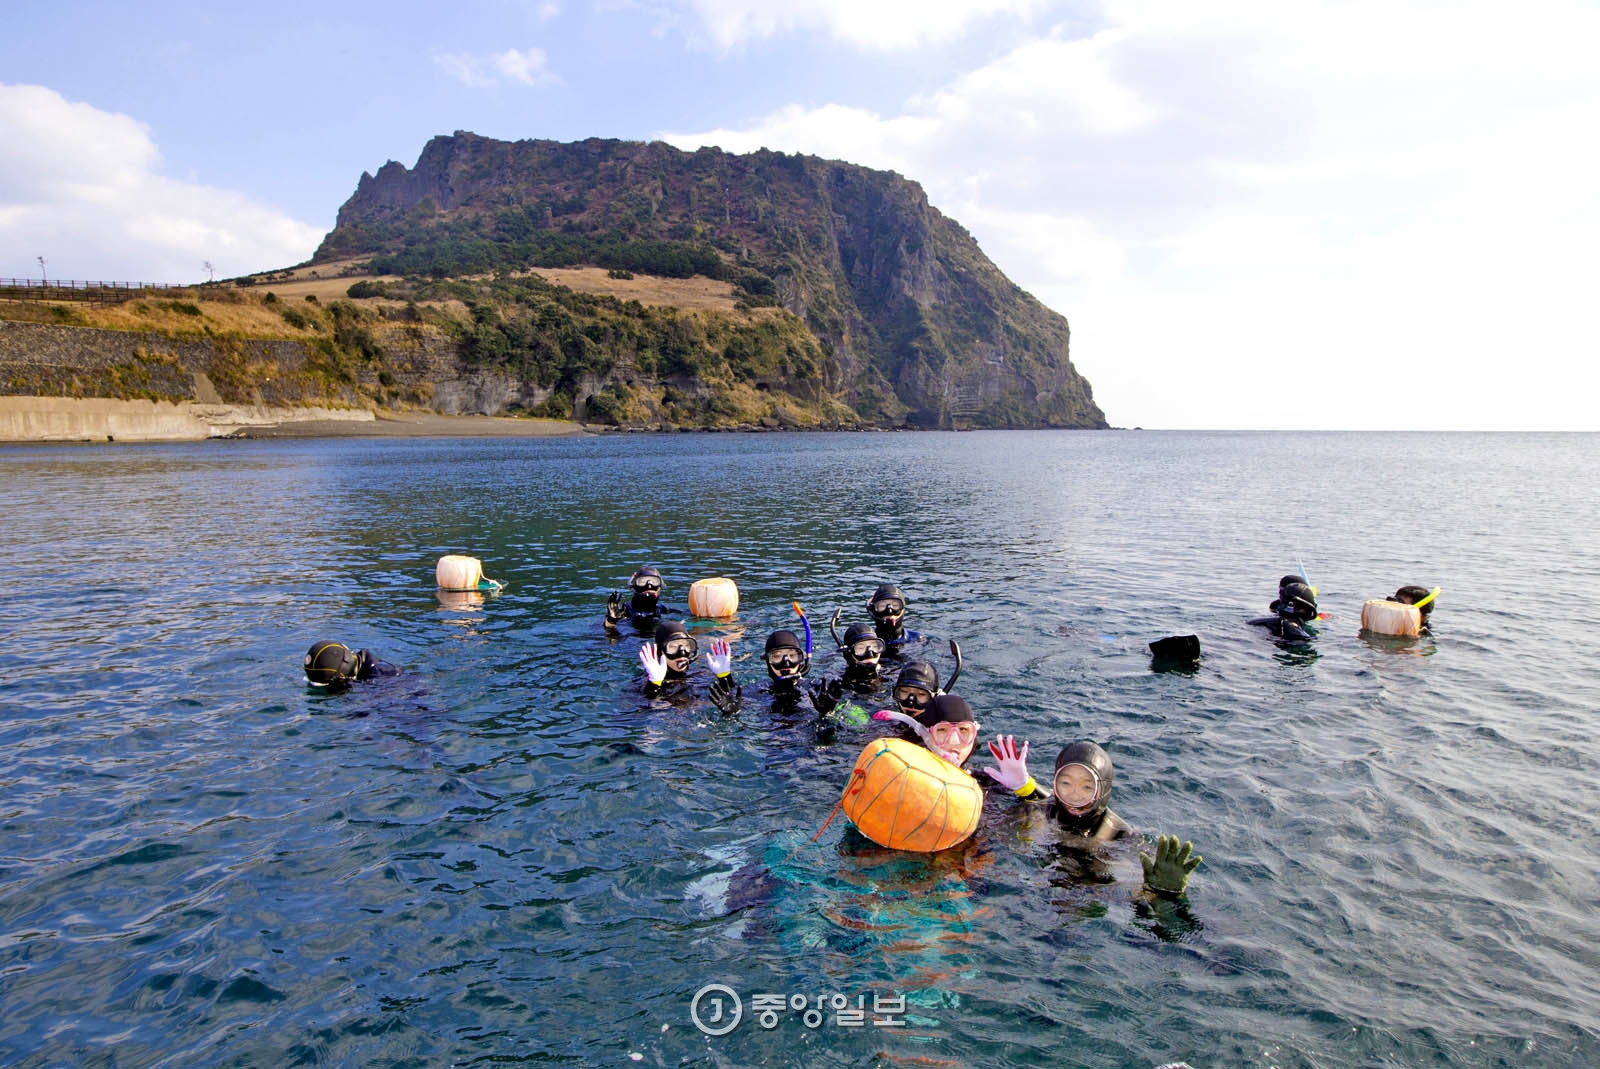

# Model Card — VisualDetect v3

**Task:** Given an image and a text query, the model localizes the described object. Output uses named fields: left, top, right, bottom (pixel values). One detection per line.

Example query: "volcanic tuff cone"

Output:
left=317, top=132, right=1106, bottom=430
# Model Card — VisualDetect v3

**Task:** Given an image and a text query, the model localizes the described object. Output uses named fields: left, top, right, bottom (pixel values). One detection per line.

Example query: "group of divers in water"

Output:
left=302, top=568, right=1441, bottom=906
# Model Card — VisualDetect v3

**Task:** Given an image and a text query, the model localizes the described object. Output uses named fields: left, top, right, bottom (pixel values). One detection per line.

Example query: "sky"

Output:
left=3, top=0, right=1598, bottom=430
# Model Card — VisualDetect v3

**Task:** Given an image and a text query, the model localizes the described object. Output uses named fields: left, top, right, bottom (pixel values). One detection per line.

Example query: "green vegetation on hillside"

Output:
left=313, top=133, right=1108, bottom=429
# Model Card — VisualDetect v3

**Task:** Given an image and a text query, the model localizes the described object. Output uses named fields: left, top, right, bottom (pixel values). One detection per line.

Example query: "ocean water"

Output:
left=1, top=430, right=1596, bottom=1067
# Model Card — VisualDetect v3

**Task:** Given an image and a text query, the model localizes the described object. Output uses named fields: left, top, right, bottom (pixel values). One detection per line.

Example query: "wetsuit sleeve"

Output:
left=355, top=652, right=400, bottom=680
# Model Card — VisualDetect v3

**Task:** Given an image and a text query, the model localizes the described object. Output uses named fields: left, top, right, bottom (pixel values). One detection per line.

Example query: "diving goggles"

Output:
left=661, top=637, right=698, bottom=659
left=870, top=598, right=904, bottom=616
left=764, top=648, right=805, bottom=670
left=929, top=720, right=979, bottom=745
left=893, top=685, right=933, bottom=710
left=849, top=638, right=886, bottom=660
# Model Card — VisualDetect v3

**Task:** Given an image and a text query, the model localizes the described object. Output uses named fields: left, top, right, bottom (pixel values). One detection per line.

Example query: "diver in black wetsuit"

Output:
left=983, top=737, right=1201, bottom=895
left=866, top=583, right=925, bottom=654
left=636, top=619, right=740, bottom=713
left=808, top=617, right=890, bottom=719
left=303, top=640, right=400, bottom=688
left=1392, top=585, right=1439, bottom=632
left=1248, top=580, right=1319, bottom=642
left=603, top=567, right=682, bottom=633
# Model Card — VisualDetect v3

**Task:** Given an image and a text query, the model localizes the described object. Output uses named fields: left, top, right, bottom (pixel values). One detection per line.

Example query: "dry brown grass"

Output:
left=248, top=276, right=402, bottom=302
left=33, top=297, right=314, bottom=338
left=520, top=267, right=741, bottom=311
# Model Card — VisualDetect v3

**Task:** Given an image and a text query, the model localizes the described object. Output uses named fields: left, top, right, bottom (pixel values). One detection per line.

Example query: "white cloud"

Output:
left=660, top=0, right=1600, bottom=429
left=0, top=84, right=324, bottom=282
left=686, top=0, right=1047, bottom=50
left=434, top=46, right=561, bottom=88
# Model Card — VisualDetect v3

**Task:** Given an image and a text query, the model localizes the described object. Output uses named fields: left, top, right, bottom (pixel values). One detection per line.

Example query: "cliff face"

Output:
left=317, top=133, right=1107, bottom=429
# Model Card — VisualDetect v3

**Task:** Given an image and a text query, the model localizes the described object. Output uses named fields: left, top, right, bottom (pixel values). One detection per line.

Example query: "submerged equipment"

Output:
left=840, top=737, right=983, bottom=853
left=1149, top=635, right=1202, bottom=664
left=688, top=577, right=740, bottom=619
left=436, top=555, right=503, bottom=592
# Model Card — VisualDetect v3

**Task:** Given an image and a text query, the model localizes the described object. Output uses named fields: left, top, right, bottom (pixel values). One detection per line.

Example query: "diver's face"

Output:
left=631, top=575, right=662, bottom=601
left=1053, top=763, right=1100, bottom=814
left=893, top=685, right=933, bottom=717
left=848, top=637, right=885, bottom=668
left=929, top=720, right=978, bottom=765
left=764, top=647, right=804, bottom=681
left=870, top=597, right=904, bottom=627
left=661, top=635, right=696, bottom=673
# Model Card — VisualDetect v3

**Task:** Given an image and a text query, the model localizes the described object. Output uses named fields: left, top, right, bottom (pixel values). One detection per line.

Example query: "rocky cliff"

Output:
left=316, top=133, right=1106, bottom=429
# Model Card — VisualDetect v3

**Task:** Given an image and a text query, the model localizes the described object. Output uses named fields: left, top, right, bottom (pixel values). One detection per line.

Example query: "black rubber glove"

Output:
left=709, top=675, right=742, bottom=715
left=809, top=677, right=844, bottom=715
left=605, top=592, right=625, bottom=625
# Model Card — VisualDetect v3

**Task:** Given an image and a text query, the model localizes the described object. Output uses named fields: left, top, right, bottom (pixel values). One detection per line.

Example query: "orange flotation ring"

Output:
left=841, top=737, right=983, bottom=852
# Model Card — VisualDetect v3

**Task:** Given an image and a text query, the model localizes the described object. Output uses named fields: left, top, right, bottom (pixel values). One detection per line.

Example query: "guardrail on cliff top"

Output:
left=0, top=278, right=190, bottom=304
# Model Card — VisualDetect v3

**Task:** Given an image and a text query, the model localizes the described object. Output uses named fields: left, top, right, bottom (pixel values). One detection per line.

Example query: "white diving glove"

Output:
left=639, top=642, right=669, bottom=685
left=982, top=734, right=1035, bottom=795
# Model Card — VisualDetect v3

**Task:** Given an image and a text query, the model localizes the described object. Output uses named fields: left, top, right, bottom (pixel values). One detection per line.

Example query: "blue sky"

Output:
left=4, top=0, right=1598, bottom=429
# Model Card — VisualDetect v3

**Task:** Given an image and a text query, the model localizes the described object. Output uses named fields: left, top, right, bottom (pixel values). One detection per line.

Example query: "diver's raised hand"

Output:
left=706, top=638, right=734, bottom=678
left=709, top=674, right=743, bottom=715
left=605, top=591, right=626, bottom=625
left=639, top=642, right=668, bottom=685
left=1140, top=834, right=1202, bottom=895
left=982, top=735, right=1033, bottom=793
left=809, top=676, right=844, bottom=715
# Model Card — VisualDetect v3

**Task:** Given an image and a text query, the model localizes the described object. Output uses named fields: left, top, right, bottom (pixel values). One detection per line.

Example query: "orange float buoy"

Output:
left=1360, top=599, right=1422, bottom=637
left=841, top=737, right=983, bottom=852
left=688, top=577, right=739, bottom=618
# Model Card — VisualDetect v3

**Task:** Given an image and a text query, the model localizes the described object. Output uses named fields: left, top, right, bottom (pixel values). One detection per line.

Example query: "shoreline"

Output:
left=0, top=396, right=590, bottom=443
left=230, top=411, right=590, bottom=439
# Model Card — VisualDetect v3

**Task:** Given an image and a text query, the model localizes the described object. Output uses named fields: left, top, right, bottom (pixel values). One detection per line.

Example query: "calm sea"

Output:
left=1, top=430, right=1596, bottom=1067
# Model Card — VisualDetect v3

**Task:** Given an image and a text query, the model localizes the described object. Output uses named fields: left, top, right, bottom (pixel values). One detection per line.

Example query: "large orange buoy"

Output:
left=688, top=577, right=739, bottom=618
left=1360, top=599, right=1422, bottom=637
left=841, top=737, right=983, bottom=853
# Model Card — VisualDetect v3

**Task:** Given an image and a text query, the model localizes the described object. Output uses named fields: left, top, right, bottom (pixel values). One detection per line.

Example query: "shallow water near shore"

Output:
left=1, top=430, right=1597, bottom=1067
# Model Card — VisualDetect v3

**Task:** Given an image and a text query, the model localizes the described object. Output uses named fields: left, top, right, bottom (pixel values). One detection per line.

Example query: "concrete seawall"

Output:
left=0, top=397, right=374, bottom=442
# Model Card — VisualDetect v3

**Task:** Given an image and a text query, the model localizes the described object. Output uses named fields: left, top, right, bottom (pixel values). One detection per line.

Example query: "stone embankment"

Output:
left=0, top=319, right=400, bottom=441
left=0, top=396, right=373, bottom=442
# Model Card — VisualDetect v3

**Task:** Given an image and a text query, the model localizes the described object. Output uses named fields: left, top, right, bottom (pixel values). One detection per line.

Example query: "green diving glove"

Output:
left=1140, top=834, right=1202, bottom=895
